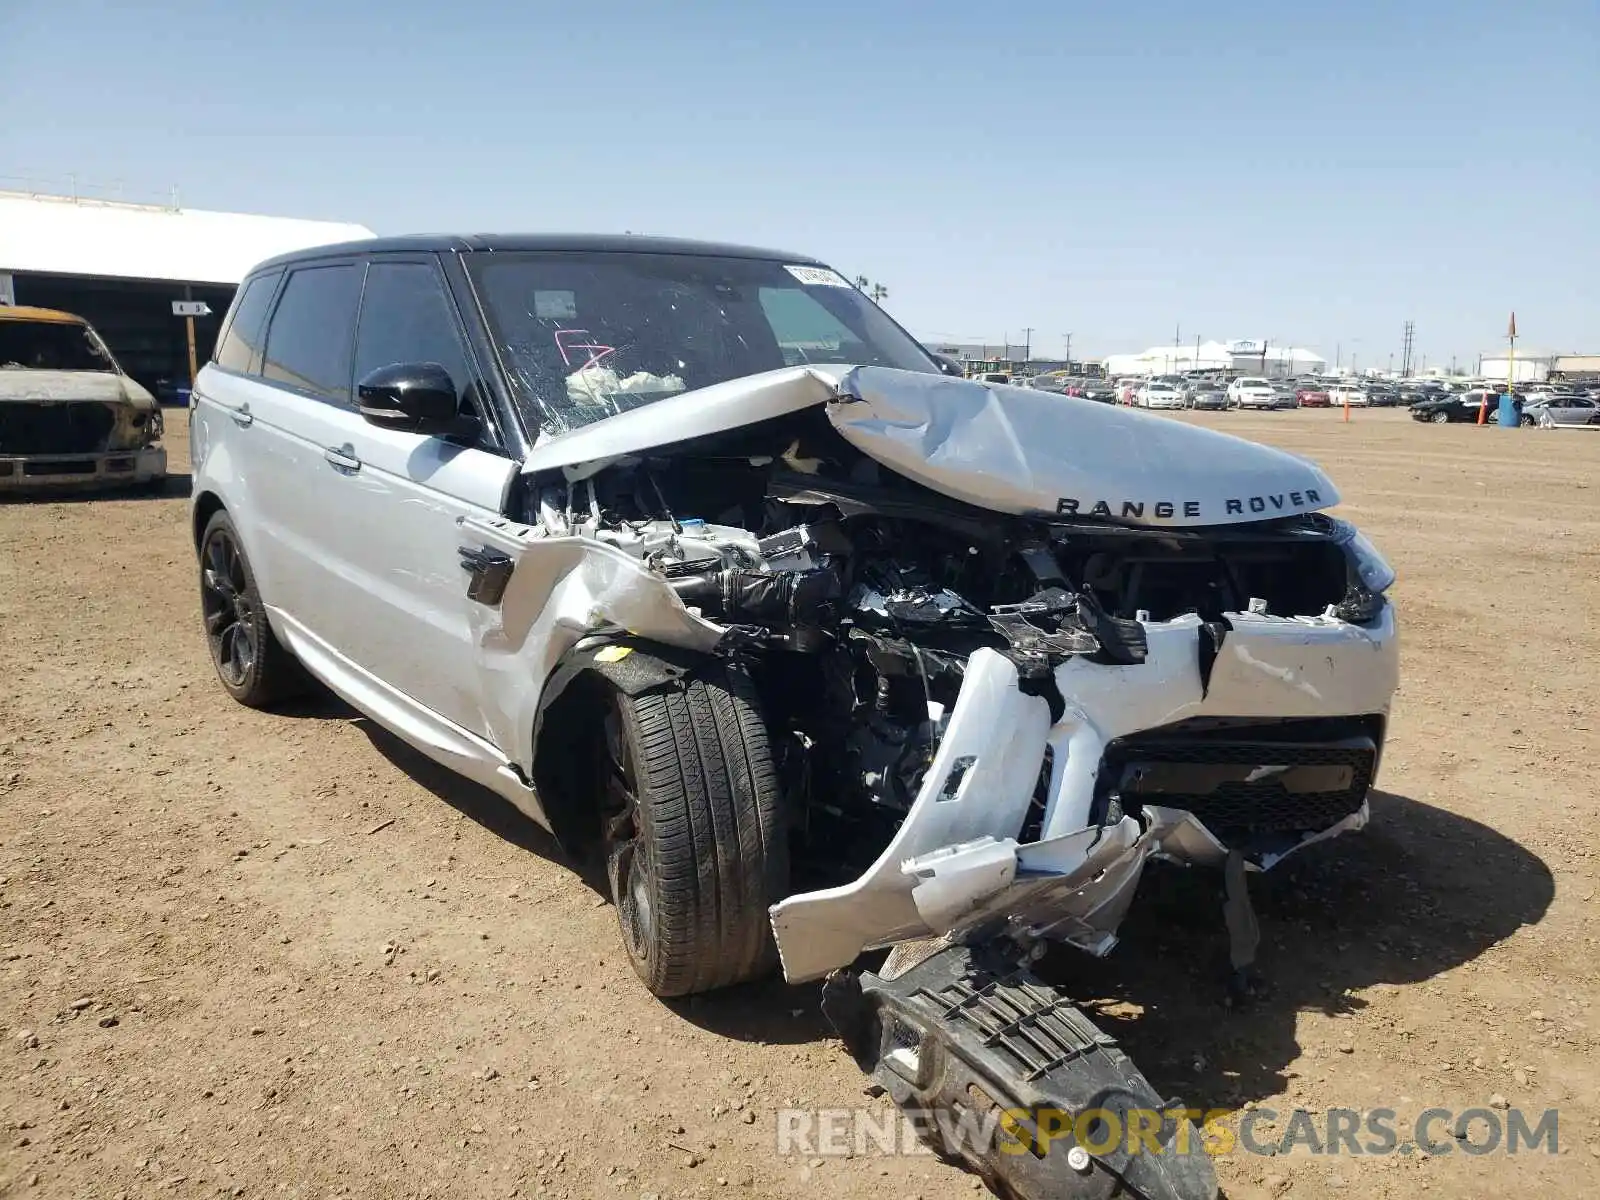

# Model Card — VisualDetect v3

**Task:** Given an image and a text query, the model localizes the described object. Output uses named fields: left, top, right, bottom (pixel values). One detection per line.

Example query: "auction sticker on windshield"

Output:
left=784, top=265, right=853, bottom=287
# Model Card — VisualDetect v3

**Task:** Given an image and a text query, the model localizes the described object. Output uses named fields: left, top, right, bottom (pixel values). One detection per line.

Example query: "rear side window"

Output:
left=213, top=270, right=281, bottom=374
left=262, top=264, right=361, bottom=403
left=353, top=262, right=473, bottom=406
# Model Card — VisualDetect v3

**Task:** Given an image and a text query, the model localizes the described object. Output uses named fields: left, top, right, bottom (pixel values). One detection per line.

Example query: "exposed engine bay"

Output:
left=501, top=378, right=1398, bottom=985
left=446, top=365, right=1402, bottom=1200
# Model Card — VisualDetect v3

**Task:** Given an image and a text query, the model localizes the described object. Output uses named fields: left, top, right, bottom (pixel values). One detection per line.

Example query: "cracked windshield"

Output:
left=467, top=252, right=936, bottom=434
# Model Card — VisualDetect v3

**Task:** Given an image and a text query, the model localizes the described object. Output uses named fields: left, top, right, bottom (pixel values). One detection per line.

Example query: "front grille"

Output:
left=1103, top=732, right=1375, bottom=836
left=0, top=403, right=116, bottom=455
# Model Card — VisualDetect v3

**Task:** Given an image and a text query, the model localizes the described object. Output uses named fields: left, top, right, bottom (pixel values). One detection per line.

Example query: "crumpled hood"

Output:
left=522, top=365, right=1338, bottom=528
left=831, top=367, right=1339, bottom=526
left=0, top=369, right=154, bottom=409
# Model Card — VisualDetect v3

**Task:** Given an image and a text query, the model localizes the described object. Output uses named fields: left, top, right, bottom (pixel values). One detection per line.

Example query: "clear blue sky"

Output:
left=2, top=0, right=1595, bottom=368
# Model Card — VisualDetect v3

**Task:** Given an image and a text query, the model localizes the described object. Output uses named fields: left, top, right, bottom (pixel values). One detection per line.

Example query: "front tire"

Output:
left=1431, top=410, right=1451, bottom=423
left=602, top=661, right=788, bottom=997
left=198, top=510, right=307, bottom=708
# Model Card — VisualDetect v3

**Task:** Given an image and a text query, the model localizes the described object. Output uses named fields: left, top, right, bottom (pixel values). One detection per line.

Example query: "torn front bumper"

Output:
left=770, top=605, right=1397, bottom=982
left=0, top=446, right=165, bottom=490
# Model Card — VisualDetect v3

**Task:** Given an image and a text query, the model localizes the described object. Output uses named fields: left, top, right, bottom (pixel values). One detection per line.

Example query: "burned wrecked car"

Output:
left=192, top=237, right=1397, bottom=1199
left=0, top=306, right=166, bottom=490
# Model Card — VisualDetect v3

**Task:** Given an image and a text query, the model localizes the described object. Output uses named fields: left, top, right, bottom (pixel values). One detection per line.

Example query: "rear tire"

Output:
left=602, top=660, right=788, bottom=997
left=198, top=510, right=308, bottom=708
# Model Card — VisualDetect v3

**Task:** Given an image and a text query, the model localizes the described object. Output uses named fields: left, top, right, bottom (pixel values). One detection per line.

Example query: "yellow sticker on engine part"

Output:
left=594, top=645, right=633, bottom=663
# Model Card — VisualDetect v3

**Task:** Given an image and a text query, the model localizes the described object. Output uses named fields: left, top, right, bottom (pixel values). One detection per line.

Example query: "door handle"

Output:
left=323, top=443, right=361, bottom=472
left=458, top=546, right=515, bottom=605
left=230, top=402, right=253, bottom=428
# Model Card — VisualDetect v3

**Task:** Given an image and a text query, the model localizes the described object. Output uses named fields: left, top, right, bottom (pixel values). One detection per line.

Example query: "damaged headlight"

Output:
left=1331, top=521, right=1395, bottom=622
left=1341, top=526, right=1396, bottom=593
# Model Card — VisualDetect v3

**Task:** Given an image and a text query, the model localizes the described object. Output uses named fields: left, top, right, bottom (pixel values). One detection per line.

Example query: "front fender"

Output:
left=457, top=515, right=727, bottom=775
left=189, top=403, right=276, bottom=615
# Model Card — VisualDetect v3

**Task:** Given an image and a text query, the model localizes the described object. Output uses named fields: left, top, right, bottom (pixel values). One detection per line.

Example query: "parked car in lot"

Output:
left=1136, top=380, right=1186, bottom=409
left=1410, top=390, right=1497, bottom=423
left=1227, top=376, right=1279, bottom=409
left=1185, top=382, right=1228, bottom=410
left=1296, top=383, right=1332, bottom=408
left=0, top=305, right=167, bottom=491
left=1066, top=378, right=1118, bottom=403
left=1366, top=385, right=1402, bottom=408
left=1399, top=382, right=1445, bottom=404
left=1329, top=382, right=1371, bottom=407
left=188, top=234, right=1400, bottom=1199
left=1522, top=394, right=1600, bottom=428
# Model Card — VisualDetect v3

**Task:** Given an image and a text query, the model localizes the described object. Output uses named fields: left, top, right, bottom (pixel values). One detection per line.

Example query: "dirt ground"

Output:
left=2, top=407, right=1597, bottom=1200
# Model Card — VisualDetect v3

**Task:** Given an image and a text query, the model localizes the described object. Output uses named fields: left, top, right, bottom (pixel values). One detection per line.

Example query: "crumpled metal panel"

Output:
left=458, top=515, right=728, bottom=776
left=769, top=607, right=1398, bottom=983
left=520, top=365, right=846, bottom=481
left=829, top=366, right=1340, bottom=527
left=516, top=363, right=1340, bottom=531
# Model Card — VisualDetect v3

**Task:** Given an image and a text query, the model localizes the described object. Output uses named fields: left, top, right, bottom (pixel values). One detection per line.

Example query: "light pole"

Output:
left=1063, top=333, right=1073, bottom=369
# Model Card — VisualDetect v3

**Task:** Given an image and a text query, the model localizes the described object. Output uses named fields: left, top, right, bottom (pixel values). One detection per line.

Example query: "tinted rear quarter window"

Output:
left=213, top=270, right=281, bottom=373
left=262, top=264, right=361, bottom=403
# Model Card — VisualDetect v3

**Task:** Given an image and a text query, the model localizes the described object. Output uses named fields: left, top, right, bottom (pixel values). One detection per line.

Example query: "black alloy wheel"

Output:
left=201, top=526, right=257, bottom=689
left=598, top=662, right=788, bottom=997
left=602, top=708, right=657, bottom=969
left=197, top=511, right=307, bottom=707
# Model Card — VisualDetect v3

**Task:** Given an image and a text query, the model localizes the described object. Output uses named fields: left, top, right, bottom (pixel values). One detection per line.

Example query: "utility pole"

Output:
left=1400, top=320, right=1416, bottom=378
left=1336, top=341, right=1341, bottom=369
left=1063, top=332, right=1073, bottom=369
left=1022, top=327, right=1034, bottom=363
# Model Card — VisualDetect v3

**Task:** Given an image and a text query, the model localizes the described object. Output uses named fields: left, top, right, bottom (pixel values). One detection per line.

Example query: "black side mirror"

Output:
left=357, top=362, right=469, bottom=436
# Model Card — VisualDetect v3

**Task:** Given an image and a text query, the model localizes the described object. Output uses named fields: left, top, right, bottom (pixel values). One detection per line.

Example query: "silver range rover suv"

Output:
left=190, top=235, right=1398, bottom=1200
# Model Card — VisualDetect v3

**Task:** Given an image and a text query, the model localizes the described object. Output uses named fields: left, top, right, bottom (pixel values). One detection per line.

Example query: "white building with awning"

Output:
left=1103, top=339, right=1327, bottom=378
left=0, top=189, right=372, bottom=393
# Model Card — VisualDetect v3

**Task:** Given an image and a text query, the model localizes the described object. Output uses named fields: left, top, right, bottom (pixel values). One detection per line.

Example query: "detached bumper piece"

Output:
left=823, top=944, right=1218, bottom=1200
left=0, top=448, right=165, bottom=489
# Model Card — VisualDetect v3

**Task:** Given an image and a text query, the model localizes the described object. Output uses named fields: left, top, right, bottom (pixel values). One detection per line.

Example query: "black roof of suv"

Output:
left=251, top=234, right=825, bottom=274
